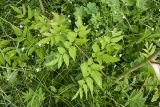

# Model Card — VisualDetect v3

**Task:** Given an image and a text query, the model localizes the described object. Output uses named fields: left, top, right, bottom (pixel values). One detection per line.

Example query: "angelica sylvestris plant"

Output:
left=9, top=5, right=123, bottom=99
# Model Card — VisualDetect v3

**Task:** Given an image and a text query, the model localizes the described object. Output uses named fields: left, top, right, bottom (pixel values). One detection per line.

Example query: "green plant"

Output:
left=22, top=88, right=45, bottom=107
left=0, top=0, right=160, bottom=106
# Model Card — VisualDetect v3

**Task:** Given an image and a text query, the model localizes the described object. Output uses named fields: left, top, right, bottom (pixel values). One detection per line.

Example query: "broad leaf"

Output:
left=12, top=25, right=22, bottom=36
left=92, top=43, right=100, bottom=53
left=72, top=89, right=80, bottom=101
left=63, top=53, right=69, bottom=68
left=85, top=77, right=93, bottom=96
left=63, top=41, right=72, bottom=49
left=136, top=0, right=147, bottom=11
left=22, top=4, right=26, bottom=16
left=79, top=87, right=83, bottom=99
left=78, top=79, right=85, bottom=86
left=58, top=55, right=63, bottom=69
left=22, top=26, right=28, bottom=37
left=50, top=86, right=57, bottom=93
left=99, top=37, right=107, bottom=49
left=58, top=47, right=66, bottom=54
left=85, top=2, right=98, bottom=14
left=67, top=32, right=77, bottom=42
left=75, top=16, right=83, bottom=28
left=6, top=50, right=16, bottom=58
left=75, top=38, right=88, bottom=45
left=15, top=14, right=24, bottom=18
left=0, top=40, right=10, bottom=47
left=36, top=49, right=43, bottom=58
left=104, top=36, right=111, bottom=43
left=91, top=64, right=104, bottom=71
left=88, top=57, right=93, bottom=65
left=78, top=29, right=90, bottom=38
left=45, top=59, right=58, bottom=66
left=27, top=5, right=32, bottom=19
left=80, top=63, right=89, bottom=77
left=37, top=37, right=50, bottom=46
left=103, top=54, right=119, bottom=63
left=111, top=36, right=123, bottom=43
left=83, top=84, right=88, bottom=98
left=74, top=6, right=86, bottom=17
left=91, top=70, right=102, bottom=89
left=69, top=46, right=77, bottom=61
left=151, top=89, right=159, bottom=102
left=28, top=47, right=35, bottom=56
left=112, top=29, right=122, bottom=37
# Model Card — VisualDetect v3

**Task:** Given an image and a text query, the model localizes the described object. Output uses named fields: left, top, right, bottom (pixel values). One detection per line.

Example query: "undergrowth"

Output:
left=0, top=0, right=160, bottom=106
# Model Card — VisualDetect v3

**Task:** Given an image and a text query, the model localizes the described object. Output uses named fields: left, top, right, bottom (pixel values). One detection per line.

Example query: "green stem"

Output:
left=39, top=0, right=45, bottom=14
left=117, top=49, right=160, bottom=81
left=74, top=44, right=89, bottom=59
left=0, top=16, right=14, bottom=26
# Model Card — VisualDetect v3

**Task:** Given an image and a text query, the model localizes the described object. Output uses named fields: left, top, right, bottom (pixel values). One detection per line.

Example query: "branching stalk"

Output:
left=117, top=49, right=160, bottom=81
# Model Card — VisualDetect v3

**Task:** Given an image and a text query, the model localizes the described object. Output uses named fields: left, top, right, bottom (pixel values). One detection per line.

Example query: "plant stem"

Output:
left=74, top=44, right=89, bottom=59
left=0, top=17, right=14, bottom=26
left=0, top=65, right=31, bottom=71
left=117, top=49, right=160, bottom=81
left=39, top=0, right=45, bottom=14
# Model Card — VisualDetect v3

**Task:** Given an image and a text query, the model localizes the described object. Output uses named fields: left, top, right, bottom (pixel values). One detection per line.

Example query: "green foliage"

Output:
left=22, top=88, right=45, bottom=107
left=141, top=41, right=157, bottom=57
left=0, top=0, right=160, bottom=106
